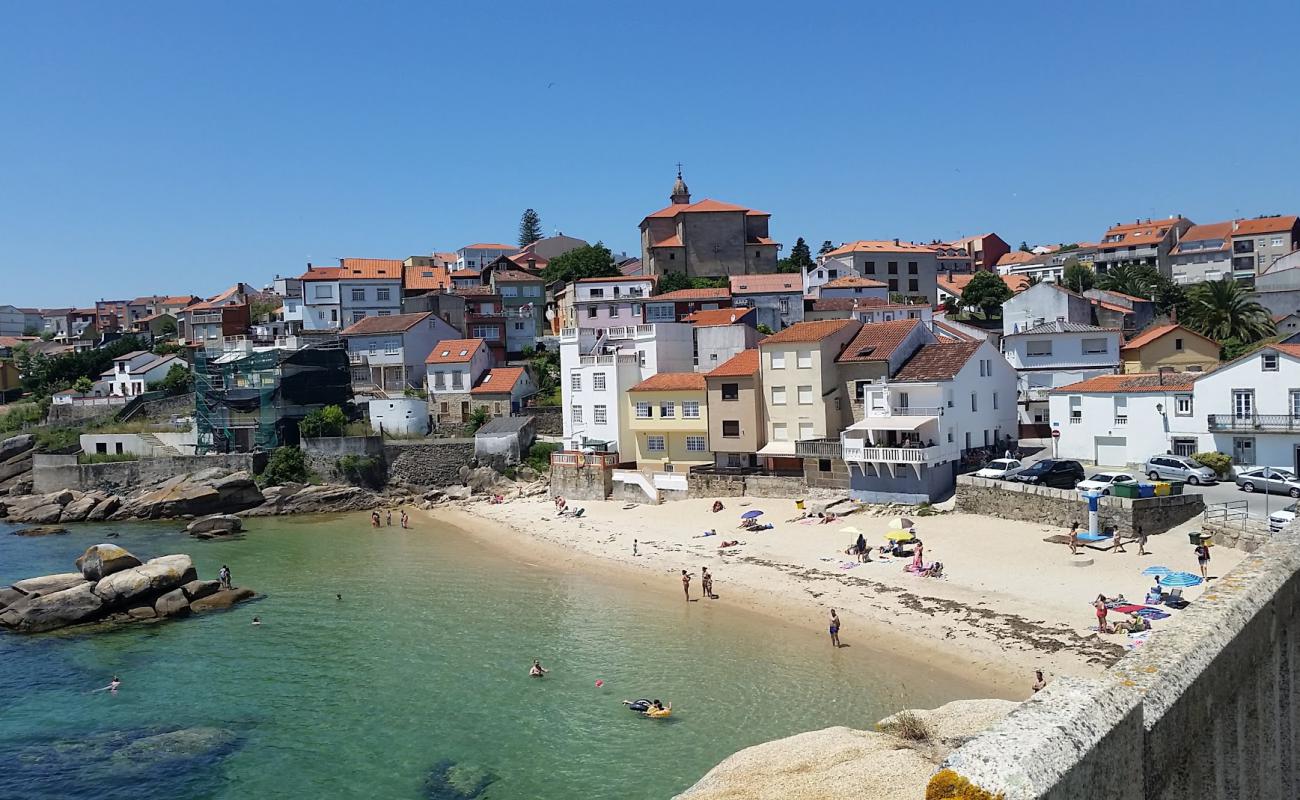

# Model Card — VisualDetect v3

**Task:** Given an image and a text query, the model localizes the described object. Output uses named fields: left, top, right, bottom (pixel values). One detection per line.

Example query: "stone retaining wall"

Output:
left=955, top=475, right=1204, bottom=537
left=743, top=474, right=808, bottom=499
left=685, top=472, right=747, bottom=499
left=302, top=436, right=385, bottom=479
left=936, top=521, right=1300, bottom=799
left=524, top=405, right=562, bottom=436
left=1201, top=517, right=1274, bottom=552
left=383, top=439, right=475, bottom=487
left=32, top=453, right=262, bottom=495
left=550, top=463, right=612, bottom=502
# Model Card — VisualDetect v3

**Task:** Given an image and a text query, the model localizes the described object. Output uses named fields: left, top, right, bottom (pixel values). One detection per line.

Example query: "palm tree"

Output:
left=1095, top=264, right=1160, bottom=298
left=1181, top=279, right=1275, bottom=344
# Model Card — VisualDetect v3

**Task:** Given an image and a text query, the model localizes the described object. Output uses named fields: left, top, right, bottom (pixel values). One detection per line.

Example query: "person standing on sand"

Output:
left=1195, top=540, right=1211, bottom=579
left=701, top=567, right=714, bottom=599
left=633, top=539, right=638, bottom=557
left=829, top=609, right=841, bottom=648
left=681, top=570, right=692, bottom=602
left=1093, top=594, right=1109, bottom=633
left=1032, top=670, right=1046, bottom=692
left=400, top=509, right=409, bottom=529
left=1068, top=523, right=1080, bottom=555
left=386, top=509, right=392, bottom=526
left=1136, top=525, right=1149, bottom=556
left=1113, top=528, right=1127, bottom=553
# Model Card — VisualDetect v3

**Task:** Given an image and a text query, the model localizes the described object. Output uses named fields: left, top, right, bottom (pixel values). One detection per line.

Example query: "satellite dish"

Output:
left=544, top=308, right=555, bottom=321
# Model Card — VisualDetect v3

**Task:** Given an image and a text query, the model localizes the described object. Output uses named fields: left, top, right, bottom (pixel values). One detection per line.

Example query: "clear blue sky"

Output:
left=4, top=1, right=1299, bottom=306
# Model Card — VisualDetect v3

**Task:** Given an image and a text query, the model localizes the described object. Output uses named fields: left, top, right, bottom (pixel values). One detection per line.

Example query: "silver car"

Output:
left=1235, top=466, right=1300, bottom=498
left=1143, top=454, right=1217, bottom=485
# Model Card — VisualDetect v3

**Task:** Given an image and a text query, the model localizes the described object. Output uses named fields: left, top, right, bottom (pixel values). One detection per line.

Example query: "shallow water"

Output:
left=0, top=514, right=988, bottom=799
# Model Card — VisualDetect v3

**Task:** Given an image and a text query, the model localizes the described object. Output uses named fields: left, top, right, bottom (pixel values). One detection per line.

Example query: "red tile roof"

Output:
left=822, top=276, right=888, bottom=289
left=760, top=318, right=859, bottom=345
left=507, top=252, right=549, bottom=269
left=651, top=234, right=683, bottom=248
left=161, top=295, right=200, bottom=306
left=837, top=319, right=922, bottom=362
left=426, top=338, right=487, bottom=364
left=299, top=266, right=346, bottom=281
left=643, top=198, right=771, bottom=219
left=1051, top=373, right=1198, bottom=394
left=341, top=312, right=432, bottom=335
left=1099, top=219, right=1182, bottom=248
left=629, top=372, right=708, bottom=392
left=682, top=307, right=755, bottom=327
left=707, top=349, right=760, bottom=378
left=824, top=240, right=936, bottom=257
left=891, top=341, right=981, bottom=382
left=491, top=269, right=543, bottom=283
left=1093, top=300, right=1134, bottom=315
left=1120, top=323, right=1218, bottom=354
left=1233, top=216, right=1299, bottom=236
left=470, top=367, right=526, bottom=395
left=939, top=272, right=1030, bottom=295
left=729, top=274, right=802, bottom=294
left=650, top=287, right=732, bottom=302
left=995, top=251, right=1038, bottom=267
left=404, top=264, right=450, bottom=292
left=462, top=243, right=517, bottom=251
left=339, top=258, right=404, bottom=279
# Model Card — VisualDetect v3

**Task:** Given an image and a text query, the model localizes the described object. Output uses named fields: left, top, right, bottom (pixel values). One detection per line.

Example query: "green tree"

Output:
left=789, top=237, right=814, bottom=270
left=518, top=208, right=543, bottom=247
left=259, top=446, right=311, bottom=486
left=1025, top=274, right=1042, bottom=288
left=249, top=297, right=279, bottom=323
left=755, top=323, right=775, bottom=335
left=1096, top=264, right=1160, bottom=298
left=157, top=316, right=178, bottom=336
left=73, top=376, right=94, bottom=395
left=1018, top=241, right=1032, bottom=253
left=1181, top=279, right=1275, bottom=345
left=654, top=271, right=691, bottom=294
left=542, top=242, right=618, bottom=284
left=467, top=405, right=490, bottom=432
left=298, top=404, right=348, bottom=438
left=959, top=271, right=1013, bottom=317
left=15, top=335, right=145, bottom=396
left=158, top=363, right=193, bottom=396
left=1061, top=260, right=1095, bottom=293
left=1150, top=276, right=1189, bottom=319
left=23, top=325, right=40, bottom=336
left=818, top=240, right=835, bottom=256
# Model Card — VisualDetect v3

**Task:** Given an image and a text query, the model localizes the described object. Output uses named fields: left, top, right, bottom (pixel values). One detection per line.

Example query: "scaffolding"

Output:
left=194, top=340, right=351, bottom=454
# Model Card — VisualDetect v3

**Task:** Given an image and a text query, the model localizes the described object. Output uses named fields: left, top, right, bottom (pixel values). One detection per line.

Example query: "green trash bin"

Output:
left=1168, top=480, right=1185, bottom=496
left=1112, top=483, right=1139, bottom=499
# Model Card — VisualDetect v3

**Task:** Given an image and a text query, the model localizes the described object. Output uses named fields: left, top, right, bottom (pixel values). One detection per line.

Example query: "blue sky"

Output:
left=3, top=1, right=1298, bottom=306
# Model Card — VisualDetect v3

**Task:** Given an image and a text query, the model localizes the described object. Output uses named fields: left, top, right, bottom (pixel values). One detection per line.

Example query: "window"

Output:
left=1069, top=396, right=1082, bottom=423
left=965, top=431, right=971, bottom=449
left=888, top=261, right=898, bottom=274
left=433, top=371, right=446, bottom=390
left=1172, top=438, right=1198, bottom=457
left=772, top=423, right=788, bottom=441
left=659, top=401, right=675, bottom=418
left=797, top=385, right=813, bottom=404
left=646, top=435, right=666, bottom=452
left=888, top=279, right=898, bottom=292
left=314, top=285, right=334, bottom=299
left=864, top=260, right=876, bottom=274
left=779, top=297, right=790, bottom=314
left=384, top=338, right=399, bottom=355
left=635, top=401, right=651, bottom=419
left=514, top=321, right=525, bottom=331
left=668, top=253, right=675, bottom=260
left=571, top=373, right=582, bottom=391
left=1263, top=353, right=1279, bottom=371
left=377, top=310, right=391, bottom=316
left=1081, top=338, right=1108, bottom=355
left=680, top=401, right=700, bottom=419
left=721, top=383, right=739, bottom=401
left=376, top=288, right=390, bottom=301
left=352, top=312, right=366, bottom=323
left=632, top=303, right=642, bottom=317
left=1175, top=394, right=1193, bottom=416
left=722, top=420, right=740, bottom=437
left=451, top=371, right=464, bottom=390
left=1114, top=396, right=1128, bottom=425
left=854, top=380, right=872, bottom=401
left=594, top=405, right=607, bottom=425
left=992, top=392, right=998, bottom=410
left=472, top=325, right=499, bottom=340
left=1273, top=237, right=1285, bottom=247
left=587, top=306, right=598, bottom=318
left=908, top=261, right=918, bottom=274
left=686, top=436, right=707, bottom=452
left=351, top=288, right=365, bottom=302
left=572, top=405, right=583, bottom=424
left=1174, top=338, right=1184, bottom=351
left=908, top=279, right=918, bottom=292
left=589, top=288, right=605, bottom=298
left=798, top=422, right=814, bottom=440
left=770, top=351, right=785, bottom=369
left=771, top=386, right=787, bottom=405
left=970, top=393, right=978, bottom=412
left=1291, top=390, right=1300, bottom=418
left=796, top=350, right=812, bottom=369
left=1026, top=340, right=1053, bottom=357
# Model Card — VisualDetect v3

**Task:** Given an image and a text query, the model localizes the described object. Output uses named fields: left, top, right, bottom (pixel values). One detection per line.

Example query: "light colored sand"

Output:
left=428, top=495, right=1243, bottom=693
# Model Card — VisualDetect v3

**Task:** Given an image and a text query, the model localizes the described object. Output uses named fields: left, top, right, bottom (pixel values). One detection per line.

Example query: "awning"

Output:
left=756, top=441, right=797, bottom=457
left=846, top=415, right=934, bottom=432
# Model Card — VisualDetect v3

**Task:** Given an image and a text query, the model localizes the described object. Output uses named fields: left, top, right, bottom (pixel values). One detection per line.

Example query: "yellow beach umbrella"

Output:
left=886, top=530, right=916, bottom=541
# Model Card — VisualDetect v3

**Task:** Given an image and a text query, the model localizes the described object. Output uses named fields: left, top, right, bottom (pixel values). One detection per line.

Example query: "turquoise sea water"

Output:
left=0, top=514, right=988, bottom=799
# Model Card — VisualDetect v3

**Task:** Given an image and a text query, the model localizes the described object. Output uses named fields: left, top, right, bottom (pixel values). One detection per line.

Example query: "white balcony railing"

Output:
left=578, top=353, right=640, bottom=366
left=861, top=405, right=943, bottom=420
left=840, top=443, right=958, bottom=464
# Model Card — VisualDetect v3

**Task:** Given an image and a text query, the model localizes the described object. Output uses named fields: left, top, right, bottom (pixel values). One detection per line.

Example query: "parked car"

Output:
left=1235, top=466, right=1300, bottom=498
left=1143, top=454, right=1218, bottom=485
left=1076, top=472, right=1138, bottom=495
left=1270, top=503, right=1297, bottom=533
left=1008, top=459, right=1085, bottom=489
left=974, top=458, right=1023, bottom=480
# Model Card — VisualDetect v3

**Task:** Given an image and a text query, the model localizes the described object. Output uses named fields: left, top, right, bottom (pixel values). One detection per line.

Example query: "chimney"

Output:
left=306, top=262, right=313, bottom=271
left=894, top=238, right=900, bottom=246
left=1055, top=319, right=1064, bottom=333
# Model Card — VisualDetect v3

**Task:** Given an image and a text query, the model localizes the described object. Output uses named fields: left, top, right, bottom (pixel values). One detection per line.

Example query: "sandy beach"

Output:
left=427, top=495, right=1243, bottom=695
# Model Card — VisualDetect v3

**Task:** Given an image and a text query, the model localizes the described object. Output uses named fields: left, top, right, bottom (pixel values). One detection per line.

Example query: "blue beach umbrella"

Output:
left=740, top=510, right=764, bottom=519
left=1141, top=566, right=1174, bottom=577
left=1158, top=572, right=1203, bottom=588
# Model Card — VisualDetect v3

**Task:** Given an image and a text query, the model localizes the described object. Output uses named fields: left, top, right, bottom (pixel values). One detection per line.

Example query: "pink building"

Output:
left=568, top=276, right=655, bottom=331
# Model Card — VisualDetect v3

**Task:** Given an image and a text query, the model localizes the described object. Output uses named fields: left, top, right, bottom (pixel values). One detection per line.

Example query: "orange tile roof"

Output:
left=341, top=312, right=432, bottom=335
left=682, top=307, right=755, bottom=327
left=995, top=251, right=1038, bottom=266
left=729, top=274, right=802, bottom=294
left=938, top=273, right=1030, bottom=294
left=300, top=266, right=346, bottom=281
left=651, top=234, right=683, bottom=248
left=837, top=319, right=922, bottom=362
left=161, top=295, right=200, bottom=306
left=426, top=338, right=487, bottom=364
left=462, top=243, right=517, bottom=251
left=629, top=372, right=708, bottom=392
left=1273, top=343, right=1300, bottom=359
left=824, top=240, right=936, bottom=257
left=432, top=251, right=458, bottom=265
left=1093, top=300, right=1134, bottom=315
left=1051, top=373, right=1199, bottom=394
left=892, top=341, right=981, bottom=382
left=338, top=258, right=404, bottom=279
left=650, top=287, right=732, bottom=302
left=761, top=318, right=859, bottom=345
left=1099, top=219, right=1182, bottom=248
left=1233, top=216, right=1299, bottom=236
left=404, top=264, right=450, bottom=291
left=470, top=367, right=526, bottom=395
left=643, top=198, right=770, bottom=219
left=822, top=276, right=888, bottom=289
left=1120, top=323, right=1218, bottom=353
left=492, top=269, right=543, bottom=283
left=707, top=349, right=760, bottom=378
left=507, top=252, right=549, bottom=269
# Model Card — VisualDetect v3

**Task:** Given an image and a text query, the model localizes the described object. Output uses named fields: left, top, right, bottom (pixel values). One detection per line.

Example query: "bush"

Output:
left=0, top=402, right=45, bottom=434
left=78, top=452, right=139, bottom=464
left=926, top=769, right=1005, bottom=800
left=1193, top=451, right=1234, bottom=476
left=259, top=446, right=312, bottom=486
left=336, top=454, right=385, bottom=489
left=34, top=427, right=82, bottom=453
left=525, top=442, right=559, bottom=473
left=467, top=406, right=489, bottom=432
left=158, top=363, right=193, bottom=396
left=299, top=405, right=347, bottom=438
left=877, top=710, right=932, bottom=742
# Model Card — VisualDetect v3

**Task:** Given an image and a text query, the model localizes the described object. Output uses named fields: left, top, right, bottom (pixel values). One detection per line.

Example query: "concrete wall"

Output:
left=32, top=453, right=261, bottom=494
left=524, top=405, right=563, bottom=435
left=937, top=521, right=1300, bottom=800
left=686, top=472, right=748, bottom=499
left=954, top=475, right=1204, bottom=537
left=550, top=463, right=614, bottom=501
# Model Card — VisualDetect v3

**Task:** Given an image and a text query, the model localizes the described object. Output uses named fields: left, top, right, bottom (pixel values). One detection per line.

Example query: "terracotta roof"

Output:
left=822, top=276, right=888, bottom=289
left=453, top=269, right=483, bottom=279
left=651, top=234, right=683, bottom=248
left=577, top=275, right=655, bottom=284
left=338, top=258, right=404, bottom=279
left=1093, top=300, right=1134, bottom=315
left=404, top=264, right=450, bottom=291
left=462, top=243, right=517, bottom=251
left=728, top=275, right=801, bottom=294
left=891, top=341, right=981, bottom=382
left=938, top=273, right=1030, bottom=295
left=837, top=319, right=922, bottom=362
left=0, top=336, right=37, bottom=348
left=650, top=287, right=732, bottom=302
left=470, top=367, right=526, bottom=395
left=643, top=198, right=770, bottom=219
left=629, top=372, right=708, bottom=392
left=618, top=259, right=644, bottom=276
left=707, top=349, right=760, bottom=378
left=161, top=295, right=200, bottom=306
left=682, top=307, right=755, bottom=327
left=810, top=297, right=902, bottom=311
left=750, top=237, right=779, bottom=246
left=824, top=240, right=936, bottom=257
left=432, top=251, right=458, bottom=265
left=951, top=233, right=997, bottom=247
left=995, top=251, right=1038, bottom=267
left=1175, top=221, right=1234, bottom=250
left=341, top=312, right=432, bottom=336
left=299, top=266, right=346, bottom=281
left=453, top=286, right=497, bottom=297
left=425, top=338, right=487, bottom=364
left=1051, top=373, right=1198, bottom=394
left=492, top=269, right=543, bottom=283
left=1273, top=344, right=1300, bottom=359
left=1099, top=219, right=1183, bottom=248
left=1233, top=216, right=1299, bottom=236
left=761, top=318, right=859, bottom=345
left=507, top=252, right=548, bottom=269
left=1120, top=323, right=1219, bottom=354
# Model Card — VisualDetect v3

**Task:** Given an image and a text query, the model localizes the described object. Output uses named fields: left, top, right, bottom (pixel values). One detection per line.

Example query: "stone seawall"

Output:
left=935, top=521, right=1300, bottom=799
left=524, top=405, right=562, bottom=436
left=302, top=436, right=385, bottom=479
left=955, top=475, right=1204, bottom=537
left=32, top=453, right=263, bottom=495
left=383, top=440, right=475, bottom=487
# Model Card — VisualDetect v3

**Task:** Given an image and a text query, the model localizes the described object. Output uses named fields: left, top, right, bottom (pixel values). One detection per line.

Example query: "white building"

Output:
left=1001, top=321, right=1121, bottom=427
left=816, top=240, right=940, bottom=303
left=300, top=268, right=341, bottom=331
left=342, top=311, right=459, bottom=393
left=368, top=397, right=430, bottom=436
left=456, top=243, right=518, bottom=272
left=299, top=259, right=404, bottom=330
left=1001, top=281, right=1092, bottom=336
left=101, top=352, right=183, bottom=397
left=558, top=322, right=694, bottom=453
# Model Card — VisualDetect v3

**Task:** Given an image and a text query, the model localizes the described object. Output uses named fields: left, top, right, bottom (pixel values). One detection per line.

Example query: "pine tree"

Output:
left=789, top=237, right=814, bottom=270
left=518, top=209, right=543, bottom=247
left=819, top=240, right=835, bottom=256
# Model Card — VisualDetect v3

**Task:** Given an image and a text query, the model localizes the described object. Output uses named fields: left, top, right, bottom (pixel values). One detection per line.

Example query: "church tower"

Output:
left=670, top=165, right=691, bottom=205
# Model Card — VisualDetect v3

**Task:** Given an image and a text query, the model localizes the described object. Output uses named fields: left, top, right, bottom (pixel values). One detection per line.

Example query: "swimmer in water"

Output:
left=336, top=593, right=342, bottom=601
left=94, top=676, right=122, bottom=694
left=251, top=616, right=261, bottom=626
left=529, top=659, right=548, bottom=677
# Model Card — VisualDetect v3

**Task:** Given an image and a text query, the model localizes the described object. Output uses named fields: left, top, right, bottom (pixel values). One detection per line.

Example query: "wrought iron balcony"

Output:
left=1207, top=414, right=1300, bottom=433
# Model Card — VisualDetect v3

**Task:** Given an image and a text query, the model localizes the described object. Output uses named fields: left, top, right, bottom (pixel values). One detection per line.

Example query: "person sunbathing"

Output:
left=712, top=500, right=725, bottom=513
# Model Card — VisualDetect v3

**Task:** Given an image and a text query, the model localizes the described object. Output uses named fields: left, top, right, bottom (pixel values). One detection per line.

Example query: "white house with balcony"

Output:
left=100, top=351, right=183, bottom=397
left=559, top=322, right=694, bottom=453
left=566, top=276, right=655, bottom=331
left=1001, top=321, right=1121, bottom=430
left=839, top=340, right=1018, bottom=502
left=341, top=311, right=459, bottom=393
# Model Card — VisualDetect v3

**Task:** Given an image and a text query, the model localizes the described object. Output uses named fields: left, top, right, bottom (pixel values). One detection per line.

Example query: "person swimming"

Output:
left=529, top=659, right=548, bottom=677
left=94, top=676, right=122, bottom=694
left=251, top=616, right=261, bottom=626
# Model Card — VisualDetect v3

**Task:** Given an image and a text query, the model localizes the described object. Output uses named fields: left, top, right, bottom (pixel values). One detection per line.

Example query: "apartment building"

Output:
left=1119, top=324, right=1219, bottom=374
left=1169, top=216, right=1300, bottom=284
left=728, top=274, right=803, bottom=332
left=1093, top=216, right=1193, bottom=277
left=705, top=349, right=766, bottom=470
left=683, top=307, right=760, bottom=371
left=457, top=288, right=507, bottom=365
left=818, top=240, right=940, bottom=303
left=341, top=312, right=459, bottom=394
left=564, top=276, right=655, bottom=331
left=425, top=338, right=493, bottom=424
left=817, top=276, right=891, bottom=301
left=948, top=233, right=1010, bottom=272
left=455, top=243, right=518, bottom=272
left=626, top=373, right=711, bottom=471
left=995, top=245, right=1097, bottom=285
left=489, top=269, right=546, bottom=355
left=1001, top=321, right=1121, bottom=430
left=804, top=297, right=934, bottom=326
left=644, top=287, right=732, bottom=323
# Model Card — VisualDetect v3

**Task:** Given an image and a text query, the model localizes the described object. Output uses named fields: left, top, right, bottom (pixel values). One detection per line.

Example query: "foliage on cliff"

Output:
left=926, top=769, right=1005, bottom=800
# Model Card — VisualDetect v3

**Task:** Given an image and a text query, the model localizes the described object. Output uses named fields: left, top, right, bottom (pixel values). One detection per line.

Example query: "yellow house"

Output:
left=1120, top=323, right=1219, bottom=374
left=626, top=372, right=710, bottom=471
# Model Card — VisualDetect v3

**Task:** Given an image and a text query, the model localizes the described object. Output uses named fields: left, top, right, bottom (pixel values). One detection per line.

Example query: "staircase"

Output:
left=137, top=432, right=182, bottom=456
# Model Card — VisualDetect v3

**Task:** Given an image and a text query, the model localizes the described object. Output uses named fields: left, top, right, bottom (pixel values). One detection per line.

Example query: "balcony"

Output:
left=1095, top=245, right=1158, bottom=261
left=1207, top=414, right=1300, bottom=433
left=795, top=439, right=842, bottom=459
left=348, top=352, right=367, bottom=365
left=840, top=442, right=958, bottom=465
left=578, top=353, right=640, bottom=366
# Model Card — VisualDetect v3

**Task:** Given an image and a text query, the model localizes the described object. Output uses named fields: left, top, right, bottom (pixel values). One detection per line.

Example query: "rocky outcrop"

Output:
left=0, top=545, right=254, bottom=634
left=11, top=525, right=68, bottom=536
left=186, top=514, right=243, bottom=537
left=114, top=471, right=265, bottom=519
left=0, top=434, right=35, bottom=464
left=241, top=483, right=382, bottom=516
left=0, top=434, right=35, bottom=494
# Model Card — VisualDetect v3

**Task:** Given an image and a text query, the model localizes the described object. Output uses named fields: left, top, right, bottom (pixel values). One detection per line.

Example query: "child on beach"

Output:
left=400, top=509, right=409, bottom=529
left=1068, top=523, right=1080, bottom=555
left=828, top=609, right=841, bottom=648
left=681, top=570, right=692, bottom=602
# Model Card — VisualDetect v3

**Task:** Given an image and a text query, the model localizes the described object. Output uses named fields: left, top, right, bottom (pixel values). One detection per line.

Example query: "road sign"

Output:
left=1051, top=429, right=1061, bottom=439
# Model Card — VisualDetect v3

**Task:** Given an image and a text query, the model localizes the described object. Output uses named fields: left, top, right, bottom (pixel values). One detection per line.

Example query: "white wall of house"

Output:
left=1047, top=390, right=1196, bottom=466
left=1002, top=282, right=1092, bottom=335
left=802, top=260, right=860, bottom=296
left=340, top=279, right=402, bottom=326
left=427, top=346, right=492, bottom=397
left=369, top=397, right=430, bottom=436
left=695, top=325, right=759, bottom=372
left=942, top=341, right=1020, bottom=451
left=302, top=280, right=341, bottom=330
left=1003, top=328, right=1120, bottom=423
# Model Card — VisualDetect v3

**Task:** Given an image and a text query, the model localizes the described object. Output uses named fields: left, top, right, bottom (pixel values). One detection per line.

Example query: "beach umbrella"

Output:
left=1158, top=572, right=1203, bottom=588
left=1141, top=566, right=1173, bottom=577
left=886, top=517, right=914, bottom=530
left=740, top=510, right=764, bottom=520
left=885, top=530, right=916, bottom=541
left=839, top=526, right=862, bottom=534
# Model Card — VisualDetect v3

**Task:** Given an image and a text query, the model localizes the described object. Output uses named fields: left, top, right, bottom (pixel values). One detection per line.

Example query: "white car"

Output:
left=1076, top=472, right=1137, bottom=495
left=974, top=458, right=1023, bottom=479
left=1270, top=503, right=1297, bottom=533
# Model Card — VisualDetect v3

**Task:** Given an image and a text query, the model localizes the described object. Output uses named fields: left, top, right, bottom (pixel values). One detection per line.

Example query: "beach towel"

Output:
left=1077, top=532, right=1112, bottom=542
left=1111, top=604, right=1145, bottom=614
left=1135, top=607, right=1170, bottom=621
left=838, top=562, right=859, bottom=570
